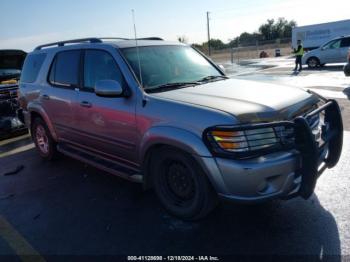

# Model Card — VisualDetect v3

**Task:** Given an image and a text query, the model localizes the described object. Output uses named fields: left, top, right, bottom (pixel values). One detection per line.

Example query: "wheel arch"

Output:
left=140, top=126, right=212, bottom=189
left=28, top=103, right=58, bottom=141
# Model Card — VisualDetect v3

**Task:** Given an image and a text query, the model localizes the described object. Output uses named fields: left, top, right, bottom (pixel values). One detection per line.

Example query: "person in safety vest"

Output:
left=293, top=39, right=304, bottom=71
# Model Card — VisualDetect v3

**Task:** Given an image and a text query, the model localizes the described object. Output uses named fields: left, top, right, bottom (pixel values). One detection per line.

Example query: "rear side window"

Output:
left=49, top=50, right=80, bottom=87
left=21, top=53, right=46, bottom=83
left=83, top=50, right=125, bottom=90
left=341, top=37, right=350, bottom=48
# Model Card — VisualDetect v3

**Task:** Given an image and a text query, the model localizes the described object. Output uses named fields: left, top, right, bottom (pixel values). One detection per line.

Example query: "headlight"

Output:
left=205, top=124, right=295, bottom=158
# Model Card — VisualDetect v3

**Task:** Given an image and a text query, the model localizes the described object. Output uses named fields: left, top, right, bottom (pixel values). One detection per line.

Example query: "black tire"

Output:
left=344, top=63, right=350, bottom=77
left=307, top=57, right=320, bottom=69
left=151, top=147, right=218, bottom=220
left=31, top=117, right=58, bottom=160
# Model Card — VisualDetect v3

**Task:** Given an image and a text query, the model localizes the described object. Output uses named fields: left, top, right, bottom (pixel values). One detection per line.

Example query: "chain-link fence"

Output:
left=204, top=38, right=292, bottom=63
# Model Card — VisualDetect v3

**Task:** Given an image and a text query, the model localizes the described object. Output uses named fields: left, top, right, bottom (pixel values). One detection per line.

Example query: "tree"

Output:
left=202, top=39, right=226, bottom=50
left=238, top=32, right=261, bottom=45
left=193, top=17, right=297, bottom=49
left=259, top=19, right=275, bottom=40
left=283, top=20, right=297, bottom=38
left=259, top=18, right=297, bottom=40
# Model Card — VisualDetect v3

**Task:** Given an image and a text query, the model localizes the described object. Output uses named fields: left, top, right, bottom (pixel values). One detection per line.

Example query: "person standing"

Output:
left=293, top=40, right=304, bottom=71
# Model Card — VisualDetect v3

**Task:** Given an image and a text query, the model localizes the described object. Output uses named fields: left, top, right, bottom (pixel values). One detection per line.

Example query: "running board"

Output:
left=57, top=143, right=143, bottom=183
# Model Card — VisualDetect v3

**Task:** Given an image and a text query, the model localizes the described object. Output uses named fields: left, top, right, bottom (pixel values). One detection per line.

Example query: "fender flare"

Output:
left=27, top=102, right=58, bottom=141
left=139, top=126, right=211, bottom=161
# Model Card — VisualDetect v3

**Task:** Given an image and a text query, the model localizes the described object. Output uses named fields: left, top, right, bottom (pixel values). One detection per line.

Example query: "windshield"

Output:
left=121, top=45, right=222, bottom=90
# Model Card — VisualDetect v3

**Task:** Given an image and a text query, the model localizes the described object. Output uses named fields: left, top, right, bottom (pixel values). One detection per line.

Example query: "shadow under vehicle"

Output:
left=0, top=50, right=27, bottom=139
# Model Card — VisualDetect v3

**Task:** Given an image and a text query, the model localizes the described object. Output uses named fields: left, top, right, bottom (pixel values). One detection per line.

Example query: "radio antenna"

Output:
left=132, top=9, right=143, bottom=88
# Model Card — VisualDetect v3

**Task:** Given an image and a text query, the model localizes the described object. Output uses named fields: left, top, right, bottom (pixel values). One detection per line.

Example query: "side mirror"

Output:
left=94, top=80, right=123, bottom=97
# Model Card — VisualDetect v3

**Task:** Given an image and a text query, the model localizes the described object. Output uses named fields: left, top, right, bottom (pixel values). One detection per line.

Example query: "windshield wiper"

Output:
left=146, top=82, right=200, bottom=93
left=197, top=75, right=229, bottom=83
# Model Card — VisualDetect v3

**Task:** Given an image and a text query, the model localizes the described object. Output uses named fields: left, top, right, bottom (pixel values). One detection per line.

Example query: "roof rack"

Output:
left=98, top=37, right=164, bottom=41
left=98, top=37, right=130, bottom=41
left=34, top=37, right=164, bottom=51
left=34, top=38, right=102, bottom=50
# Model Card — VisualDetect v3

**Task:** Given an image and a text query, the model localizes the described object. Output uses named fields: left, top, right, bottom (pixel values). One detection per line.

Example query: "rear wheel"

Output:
left=31, top=117, right=58, bottom=160
left=151, top=147, right=218, bottom=220
left=307, top=57, right=320, bottom=69
left=344, top=63, right=350, bottom=76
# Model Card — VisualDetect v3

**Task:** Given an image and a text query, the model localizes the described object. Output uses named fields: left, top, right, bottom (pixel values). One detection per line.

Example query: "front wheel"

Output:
left=152, top=147, right=218, bottom=220
left=307, top=57, right=320, bottom=69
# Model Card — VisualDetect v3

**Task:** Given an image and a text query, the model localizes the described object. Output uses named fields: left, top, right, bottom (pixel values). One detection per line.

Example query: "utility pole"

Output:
left=206, top=11, right=211, bottom=56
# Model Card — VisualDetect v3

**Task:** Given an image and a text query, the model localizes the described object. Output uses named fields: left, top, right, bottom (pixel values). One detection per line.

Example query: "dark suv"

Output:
left=0, top=50, right=27, bottom=138
left=19, top=38, right=343, bottom=220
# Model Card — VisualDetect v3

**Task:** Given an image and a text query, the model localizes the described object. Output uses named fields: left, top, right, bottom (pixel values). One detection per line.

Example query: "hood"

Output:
left=0, top=50, right=27, bottom=82
left=304, top=48, right=318, bottom=56
left=152, top=78, right=319, bottom=123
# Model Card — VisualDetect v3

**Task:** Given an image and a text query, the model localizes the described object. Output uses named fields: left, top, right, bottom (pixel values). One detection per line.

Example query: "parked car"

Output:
left=292, top=20, right=350, bottom=50
left=19, top=38, right=343, bottom=220
left=344, top=49, right=350, bottom=76
left=302, top=35, right=350, bottom=68
left=0, top=50, right=27, bottom=139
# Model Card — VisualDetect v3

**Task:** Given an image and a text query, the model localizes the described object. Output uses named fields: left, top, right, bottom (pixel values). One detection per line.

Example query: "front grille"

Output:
left=0, top=86, right=20, bottom=117
left=245, top=127, right=294, bottom=150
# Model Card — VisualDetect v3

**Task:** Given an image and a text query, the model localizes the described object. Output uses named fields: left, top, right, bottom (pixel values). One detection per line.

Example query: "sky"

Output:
left=1, top=0, right=349, bottom=51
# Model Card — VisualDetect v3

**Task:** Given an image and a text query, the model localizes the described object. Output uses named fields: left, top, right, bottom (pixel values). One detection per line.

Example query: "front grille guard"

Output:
left=293, top=99, right=343, bottom=199
left=204, top=98, right=343, bottom=199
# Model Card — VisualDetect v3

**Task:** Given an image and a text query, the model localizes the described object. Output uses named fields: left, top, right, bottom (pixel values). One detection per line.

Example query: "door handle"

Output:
left=42, top=94, right=50, bottom=100
left=80, top=101, right=92, bottom=108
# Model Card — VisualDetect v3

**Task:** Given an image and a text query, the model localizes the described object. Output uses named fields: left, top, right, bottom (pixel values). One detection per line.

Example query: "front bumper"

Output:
left=216, top=150, right=301, bottom=202
left=205, top=98, right=343, bottom=202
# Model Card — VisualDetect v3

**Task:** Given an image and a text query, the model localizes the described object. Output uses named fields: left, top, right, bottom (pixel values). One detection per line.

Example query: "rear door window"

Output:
left=83, top=50, right=125, bottom=91
left=21, top=53, right=46, bottom=83
left=48, top=50, right=80, bottom=87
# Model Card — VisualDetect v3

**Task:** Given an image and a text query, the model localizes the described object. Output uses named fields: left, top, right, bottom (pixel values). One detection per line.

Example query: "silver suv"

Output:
left=19, top=37, right=343, bottom=220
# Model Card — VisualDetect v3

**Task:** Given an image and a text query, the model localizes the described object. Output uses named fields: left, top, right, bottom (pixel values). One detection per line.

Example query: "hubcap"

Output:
left=36, top=125, right=49, bottom=154
left=309, top=59, right=317, bottom=68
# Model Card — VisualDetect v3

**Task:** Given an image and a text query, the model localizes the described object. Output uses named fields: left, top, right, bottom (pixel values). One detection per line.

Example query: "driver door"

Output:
left=74, top=49, right=138, bottom=165
left=321, top=39, right=342, bottom=63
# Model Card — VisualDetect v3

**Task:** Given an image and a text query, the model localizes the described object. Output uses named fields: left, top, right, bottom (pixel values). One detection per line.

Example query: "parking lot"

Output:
left=0, top=58, right=350, bottom=261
